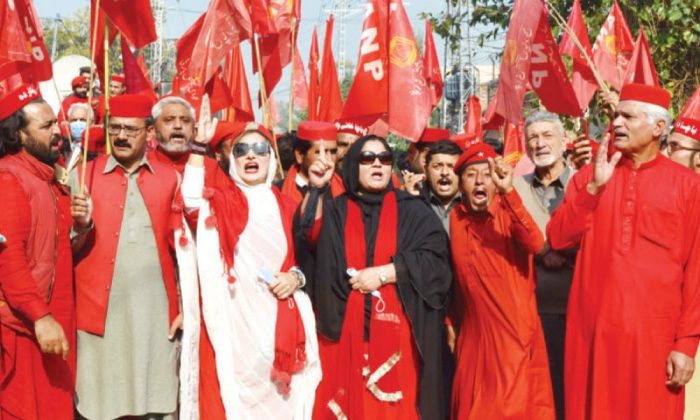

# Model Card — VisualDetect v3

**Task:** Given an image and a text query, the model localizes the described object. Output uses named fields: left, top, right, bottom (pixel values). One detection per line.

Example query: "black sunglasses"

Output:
left=233, top=142, right=271, bottom=158
left=359, top=151, right=393, bottom=166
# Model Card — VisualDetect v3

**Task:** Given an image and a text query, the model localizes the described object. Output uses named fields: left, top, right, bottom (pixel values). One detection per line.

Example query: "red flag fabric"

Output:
left=92, top=0, right=157, bottom=49
left=679, top=86, right=700, bottom=120
left=423, top=19, right=443, bottom=108
left=483, top=91, right=505, bottom=131
left=0, top=0, right=52, bottom=82
left=559, top=0, right=598, bottom=111
left=492, top=0, right=544, bottom=125
left=250, top=0, right=276, bottom=35
left=503, top=120, right=526, bottom=167
left=623, top=28, right=659, bottom=86
left=292, top=46, right=309, bottom=111
left=340, top=0, right=389, bottom=128
left=317, top=15, right=343, bottom=122
left=224, top=46, right=255, bottom=122
left=89, top=9, right=117, bottom=87
left=530, top=8, right=582, bottom=116
left=307, top=27, right=320, bottom=120
left=188, top=0, right=252, bottom=86
left=388, top=0, right=433, bottom=141
left=592, top=0, right=634, bottom=91
left=204, top=66, right=234, bottom=115
left=174, top=13, right=206, bottom=107
left=120, top=37, right=157, bottom=102
left=464, top=95, right=483, bottom=140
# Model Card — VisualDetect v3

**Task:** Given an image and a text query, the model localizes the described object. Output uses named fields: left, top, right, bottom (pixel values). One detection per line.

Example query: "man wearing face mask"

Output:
left=71, top=94, right=182, bottom=420
left=0, top=84, right=77, bottom=419
left=65, top=102, right=92, bottom=154
left=60, top=76, right=90, bottom=123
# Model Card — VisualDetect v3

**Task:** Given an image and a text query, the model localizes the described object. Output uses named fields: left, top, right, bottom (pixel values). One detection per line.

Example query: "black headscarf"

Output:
left=341, top=135, right=394, bottom=204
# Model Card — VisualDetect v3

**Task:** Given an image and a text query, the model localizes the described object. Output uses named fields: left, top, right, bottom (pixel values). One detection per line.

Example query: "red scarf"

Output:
left=281, top=164, right=346, bottom=204
left=330, top=191, right=404, bottom=417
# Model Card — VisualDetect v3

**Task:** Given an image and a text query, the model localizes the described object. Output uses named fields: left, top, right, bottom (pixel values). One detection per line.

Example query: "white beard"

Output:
left=533, top=153, right=557, bottom=168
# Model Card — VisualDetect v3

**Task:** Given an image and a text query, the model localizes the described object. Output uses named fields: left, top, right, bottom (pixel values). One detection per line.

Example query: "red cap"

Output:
left=71, top=76, right=89, bottom=89
left=109, top=94, right=154, bottom=118
left=82, top=126, right=106, bottom=154
left=619, top=83, right=671, bottom=109
left=111, top=74, right=126, bottom=84
left=419, top=127, right=451, bottom=143
left=210, top=121, right=246, bottom=151
left=0, top=83, right=41, bottom=121
left=454, top=143, right=498, bottom=175
left=674, top=118, right=700, bottom=142
left=297, top=121, right=337, bottom=142
left=450, top=133, right=480, bottom=150
left=335, top=119, right=368, bottom=137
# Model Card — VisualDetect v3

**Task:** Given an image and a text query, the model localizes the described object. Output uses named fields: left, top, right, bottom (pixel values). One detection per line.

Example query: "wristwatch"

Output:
left=378, top=268, right=388, bottom=286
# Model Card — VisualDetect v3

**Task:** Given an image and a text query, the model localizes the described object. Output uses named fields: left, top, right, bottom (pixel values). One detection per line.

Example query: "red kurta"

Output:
left=547, top=155, right=700, bottom=419
left=450, top=190, right=555, bottom=420
left=0, top=152, right=76, bottom=419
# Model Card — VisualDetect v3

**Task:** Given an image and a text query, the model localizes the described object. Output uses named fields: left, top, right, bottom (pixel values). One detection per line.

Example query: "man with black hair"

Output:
left=423, top=139, right=462, bottom=233
left=0, top=84, right=76, bottom=419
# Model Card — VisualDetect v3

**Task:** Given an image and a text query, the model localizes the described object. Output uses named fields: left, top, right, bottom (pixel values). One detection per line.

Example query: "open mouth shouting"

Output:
left=244, top=160, right=260, bottom=174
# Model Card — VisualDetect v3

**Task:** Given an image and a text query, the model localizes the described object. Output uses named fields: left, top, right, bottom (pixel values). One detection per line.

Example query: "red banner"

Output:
left=591, top=0, right=634, bottom=91
left=0, top=0, right=52, bottom=82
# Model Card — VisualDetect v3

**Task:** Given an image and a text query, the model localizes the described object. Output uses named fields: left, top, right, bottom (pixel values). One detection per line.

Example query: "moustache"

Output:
left=113, top=139, right=131, bottom=148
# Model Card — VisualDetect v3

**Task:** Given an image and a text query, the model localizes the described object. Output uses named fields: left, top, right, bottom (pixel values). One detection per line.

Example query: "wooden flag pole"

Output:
left=288, top=21, right=297, bottom=131
left=81, top=0, right=102, bottom=191
left=545, top=1, right=610, bottom=95
left=104, top=25, right=111, bottom=155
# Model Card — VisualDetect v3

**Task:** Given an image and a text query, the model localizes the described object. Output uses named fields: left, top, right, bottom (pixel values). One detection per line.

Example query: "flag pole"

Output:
left=545, top=1, right=610, bottom=94
left=288, top=21, right=297, bottom=131
left=103, top=25, right=111, bottom=154
left=81, top=0, right=102, bottom=191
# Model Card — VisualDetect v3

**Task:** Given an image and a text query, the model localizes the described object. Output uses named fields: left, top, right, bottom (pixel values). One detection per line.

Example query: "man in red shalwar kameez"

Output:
left=0, top=84, right=76, bottom=419
left=547, top=83, right=700, bottom=420
left=449, top=142, right=555, bottom=419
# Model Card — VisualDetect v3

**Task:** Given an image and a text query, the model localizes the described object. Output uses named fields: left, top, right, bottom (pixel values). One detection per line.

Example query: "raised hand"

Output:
left=308, top=140, right=335, bottom=188
left=401, top=170, right=426, bottom=196
left=195, top=94, right=218, bottom=145
left=587, top=133, right=621, bottom=195
left=571, top=135, right=594, bottom=169
left=488, top=156, right=513, bottom=194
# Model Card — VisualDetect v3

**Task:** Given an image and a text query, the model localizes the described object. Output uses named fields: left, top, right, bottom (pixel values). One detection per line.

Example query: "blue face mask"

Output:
left=70, top=121, right=87, bottom=140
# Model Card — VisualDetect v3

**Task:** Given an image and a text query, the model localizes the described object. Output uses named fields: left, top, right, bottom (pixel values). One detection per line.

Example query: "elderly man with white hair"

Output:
left=547, top=83, right=700, bottom=420
left=149, top=95, right=198, bottom=174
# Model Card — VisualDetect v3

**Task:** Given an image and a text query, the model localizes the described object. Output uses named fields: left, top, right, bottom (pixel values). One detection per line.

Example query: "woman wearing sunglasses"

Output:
left=296, top=135, right=452, bottom=419
left=174, top=99, right=321, bottom=420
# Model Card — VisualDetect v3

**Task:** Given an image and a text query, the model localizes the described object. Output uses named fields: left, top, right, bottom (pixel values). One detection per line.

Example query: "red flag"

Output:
left=623, top=28, right=659, bottom=86
left=188, top=0, right=252, bottom=86
left=464, top=95, right=483, bottom=140
left=224, top=46, right=254, bottom=122
left=340, top=0, right=389, bottom=128
left=592, top=0, right=634, bottom=91
left=0, top=0, right=52, bottom=82
left=503, top=120, right=525, bottom=167
left=292, top=46, right=309, bottom=111
left=174, top=13, right=205, bottom=106
left=120, top=37, right=156, bottom=101
left=559, top=0, right=598, bottom=111
left=317, top=15, right=343, bottom=122
left=492, top=0, right=544, bottom=125
left=204, top=66, right=234, bottom=114
left=250, top=0, right=276, bottom=35
left=90, top=9, right=117, bottom=86
left=423, top=19, right=443, bottom=107
left=483, top=92, right=505, bottom=131
left=388, top=0, right=433, bottom=141
left=92, top=0, right=156, bottom=49
left=307, top=26, right=320, bottom=120
left=530, top=8, right=582, bottom=116
left=269, top=94, right=281, bottom=125
left=679, top=85, right=700, bottom=120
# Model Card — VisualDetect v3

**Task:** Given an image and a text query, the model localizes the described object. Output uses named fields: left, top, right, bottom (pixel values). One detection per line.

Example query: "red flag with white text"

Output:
left=0, top=0, right=52, bottom=82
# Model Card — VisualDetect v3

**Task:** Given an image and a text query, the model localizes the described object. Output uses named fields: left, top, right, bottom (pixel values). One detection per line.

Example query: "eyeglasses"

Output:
left=359, top=151, right=393, bottom=166
left=108, top=124, right=146, bottom=137
left=667, top=141, right=700, bottom=154
left=233, top=142, right=271, bottom=158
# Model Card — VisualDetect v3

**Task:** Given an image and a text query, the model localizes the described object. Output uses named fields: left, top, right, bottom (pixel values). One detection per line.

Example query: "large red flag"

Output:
left=464, top=95, right=483, bottom=140
left=188, top=0, right=252, bottom=86
left=204, top=66, right=234, bottom=114
left=89, top=8, right=118, bottom=87
left=503, top=120, right=526, bottom=167
left=623, top=27, right=659, bottom=86
left=592, top=0, right=634, bottom=91
left=292, top=46, right=309, bottom=111
left=224, top=45, right=254, bottom=122
left=559, top=0, right=598, bottom=111
left=317, top=15, right=343, bottom=122
left=307, top=26, right=320, bottom=120
left=492, top=0, right=544, bottom=125
left=0, top=0, right=52, bottom=82
left=388, top=0, right=433, bottom=141
left=120, top=37, right=156, bottom=101
left=530, top=8, right=582, bottom=116
left=93, top=0, right=157, bottom=49
left=423, top=19, right=443, bottom=108
left=174, top=13, right=205, bottom=105
left=340, top=0, right=389, bottom=128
